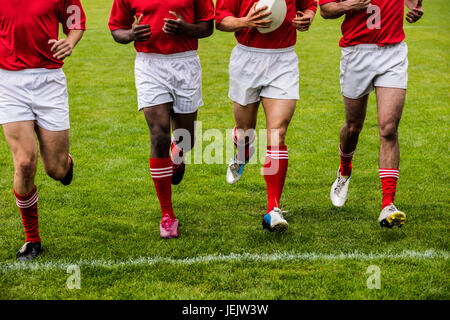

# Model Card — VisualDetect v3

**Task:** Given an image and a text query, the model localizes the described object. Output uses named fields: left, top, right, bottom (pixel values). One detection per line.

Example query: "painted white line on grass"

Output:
left=0, top=249, right=447, bottom=272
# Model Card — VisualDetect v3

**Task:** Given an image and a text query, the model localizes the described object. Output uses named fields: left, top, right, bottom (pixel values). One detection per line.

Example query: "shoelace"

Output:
left=334, top=176, right=348, bottom=194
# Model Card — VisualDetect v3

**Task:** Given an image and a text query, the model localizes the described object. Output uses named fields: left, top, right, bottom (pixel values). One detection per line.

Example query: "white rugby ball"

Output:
left=255, top=0, right=287, bottom=34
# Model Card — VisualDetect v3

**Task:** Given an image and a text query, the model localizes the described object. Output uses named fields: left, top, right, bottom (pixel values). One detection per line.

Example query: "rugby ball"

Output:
left=255, top=0, right=287, bottom=34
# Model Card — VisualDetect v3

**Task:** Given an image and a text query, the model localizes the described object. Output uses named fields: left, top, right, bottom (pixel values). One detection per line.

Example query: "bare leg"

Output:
left=35, top=126, right=71, bottom=181
left=171, top=111, right=198, bottom=152
left=261, top=98, right=296, bottom=146
left=340, top=95, right=369, bottom=153
left=143, top=103, right=172, bottom=158
left=233, top=101, right=260, bottom=143
left=376, top=87, right=406, bottom=168
left=2, top=121, right=38, bottom=195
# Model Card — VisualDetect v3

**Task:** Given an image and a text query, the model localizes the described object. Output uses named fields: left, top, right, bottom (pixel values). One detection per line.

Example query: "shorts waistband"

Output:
left=136, top=50, right=198, bottom=60
left=0, top=68, right=63, bottom=75
left=344, top=42, right=405, bottom=51
left=236, top=43, right=295, bottom=54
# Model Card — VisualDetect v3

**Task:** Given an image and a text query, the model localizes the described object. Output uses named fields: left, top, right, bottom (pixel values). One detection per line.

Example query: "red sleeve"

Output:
left=215, top=0, right=240, bottom=25
left=296, top=0, right=318, bottom=12
left=195, top=0, right=215, bottom=23
left=108, top=0, right=135, bottom=31
left=318, top=0, right=338, bottom=5
left=59, top=0, right=87, bottom=35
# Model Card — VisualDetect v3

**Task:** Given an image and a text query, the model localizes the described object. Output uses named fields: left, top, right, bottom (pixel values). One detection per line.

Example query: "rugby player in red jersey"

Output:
left=0, top=0, right=86, bottom=260
left=320, top=0, right=424, bottom=228
left=216, top=0, right=317, bottom=233
left=109, top=0, right=214, bottom=239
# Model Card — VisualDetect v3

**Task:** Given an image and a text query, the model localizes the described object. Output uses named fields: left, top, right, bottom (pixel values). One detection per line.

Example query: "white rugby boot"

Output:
left=330, top=168, right=351, bottom=207
left=226, top=145, right=255, bottom=184
left=378, top=204, right=406, bottom=228
left=262, top=207, right=288, bottom=233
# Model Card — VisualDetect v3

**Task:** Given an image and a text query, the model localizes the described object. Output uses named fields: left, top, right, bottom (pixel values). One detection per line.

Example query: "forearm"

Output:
left=184, top=21, right=214, bottom=38
left=66, top=30, right=84, bottom=48
left=216, top=16, right=248, bottom=33
left=320, top=2, right=353, bottom=19
left=111, top=29, right=134, bottom=44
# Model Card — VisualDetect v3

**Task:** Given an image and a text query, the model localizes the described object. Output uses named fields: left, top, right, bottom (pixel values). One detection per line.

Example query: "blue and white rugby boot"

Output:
left=226, top=145, right=255, bottom=184
left=262, top=207, right=288, bottom=233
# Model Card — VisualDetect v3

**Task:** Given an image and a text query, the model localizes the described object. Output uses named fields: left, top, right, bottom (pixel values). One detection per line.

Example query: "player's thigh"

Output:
left=343, top=95, right=369, bottom=126
left=375, top=87, right=406, bottom=133
left=262, top=98, right=296, bottom=129
left=2, top=121, right=38, bottom=169
left=233, top=101, right=260, bottom=130
left=35, top=125, right=69, bottom=168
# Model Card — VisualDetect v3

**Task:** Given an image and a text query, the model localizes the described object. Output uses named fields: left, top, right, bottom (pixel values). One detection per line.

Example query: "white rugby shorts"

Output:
left=135, top=51, right=203, bottom=114
left=229, top=44, right=300, bottom=106
left=0, top=68, right=70, bottom=131
left=340, top=42, right=408, bottom=99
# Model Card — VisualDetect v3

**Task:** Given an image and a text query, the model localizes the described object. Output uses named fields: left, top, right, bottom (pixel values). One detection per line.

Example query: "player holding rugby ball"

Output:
left=216, top=0, right=317, bottom=233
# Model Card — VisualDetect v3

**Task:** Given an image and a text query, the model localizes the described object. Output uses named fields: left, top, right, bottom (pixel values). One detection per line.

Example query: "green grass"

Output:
left=0, top=0, right=449, bottom=299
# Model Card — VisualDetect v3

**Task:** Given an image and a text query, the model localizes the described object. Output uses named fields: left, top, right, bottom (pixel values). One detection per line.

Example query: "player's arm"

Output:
left=405, top=0, right=424, bottom=23
left=163, top=12, right=213, bottom=38
left=48, top=30, right=84, bottom=60
left=216, top=3, right=272, bottom=32
left=111, top=15, right=151, bottom=44
left=320, top=0, right=371, bottom=20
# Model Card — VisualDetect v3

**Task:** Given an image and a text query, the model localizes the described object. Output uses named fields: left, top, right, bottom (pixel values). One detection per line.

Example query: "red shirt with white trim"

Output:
left=319, top=0, right=405, bottom=47
left=108, top=0, right=215, bottom=54
left=215, top=0, right=318, bottom=49
left=0, top=0, right=86, bottom=71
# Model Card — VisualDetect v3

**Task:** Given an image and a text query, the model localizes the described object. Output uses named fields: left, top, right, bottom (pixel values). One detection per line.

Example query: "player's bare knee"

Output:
left=151, top=134, right=171, bottom=156
left=379, top=122, right=398, bottom=141
left=15, top=158, right=36, bottom=178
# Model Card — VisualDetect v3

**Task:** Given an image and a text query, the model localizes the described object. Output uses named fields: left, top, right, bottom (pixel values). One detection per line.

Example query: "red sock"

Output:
left=339, top=144, right=355, bottom=177
left=233, top=127, right=255, bottom=162
left=264, top=146, right=288, bottom=213
left=379, top=168, right=399, bottom=209
left=149, top=158, right=175, bottom=219
left=14, top=186, right=40, bottom=243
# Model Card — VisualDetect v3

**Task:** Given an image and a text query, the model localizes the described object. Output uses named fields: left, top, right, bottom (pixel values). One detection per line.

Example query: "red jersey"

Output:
left=0, top=0, right=86, bottom=71
left=319, top=0, right=405, bottom=47
left=108, top=0, right=215, bottom=54
left=215, top=0, right=317, bottom=49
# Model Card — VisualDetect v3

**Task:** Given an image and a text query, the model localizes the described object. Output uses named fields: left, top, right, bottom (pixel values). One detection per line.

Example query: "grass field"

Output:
left=0, top=0, right=449, bottom=300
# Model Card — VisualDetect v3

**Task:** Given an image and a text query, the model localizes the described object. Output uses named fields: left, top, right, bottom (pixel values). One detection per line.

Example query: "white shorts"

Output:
left=340, top=42, right=408, bottom=99
left=229, top=44, right=300, bottom=106
left=0, top=68, right=70, bottom=131
left=135, top=51, right=203, bottom=114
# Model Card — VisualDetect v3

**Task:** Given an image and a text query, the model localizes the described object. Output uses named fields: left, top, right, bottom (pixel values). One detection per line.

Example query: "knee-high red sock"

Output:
left=379, top=168, right=399, bottom=209
left=150, top=158, right=175, bottom=219
left=339, top=144, right=355, bottom=177
left=263, top=146, right=288, bottom=213
left=233, top=127, right=255, bottom=162
left=14, top=186, right=41, bottom=243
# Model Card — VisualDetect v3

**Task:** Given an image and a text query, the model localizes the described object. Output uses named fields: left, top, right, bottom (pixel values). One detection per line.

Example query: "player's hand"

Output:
left=163, top=11, right=189, bottom=36
left=406, top=1, right=423, bottom=23
left=48, top=38, right=74, bottom=60
left=242, top=2, right=272, bottom=29
left=131, top=15, right=151, bottom=42
left=293, top=11, right=315, bottom=32
left=346, top=0, right=371, bottom=11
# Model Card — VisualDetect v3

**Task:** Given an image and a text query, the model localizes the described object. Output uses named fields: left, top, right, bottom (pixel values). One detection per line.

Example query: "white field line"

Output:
left=0, top=250, right=448, bottom=272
